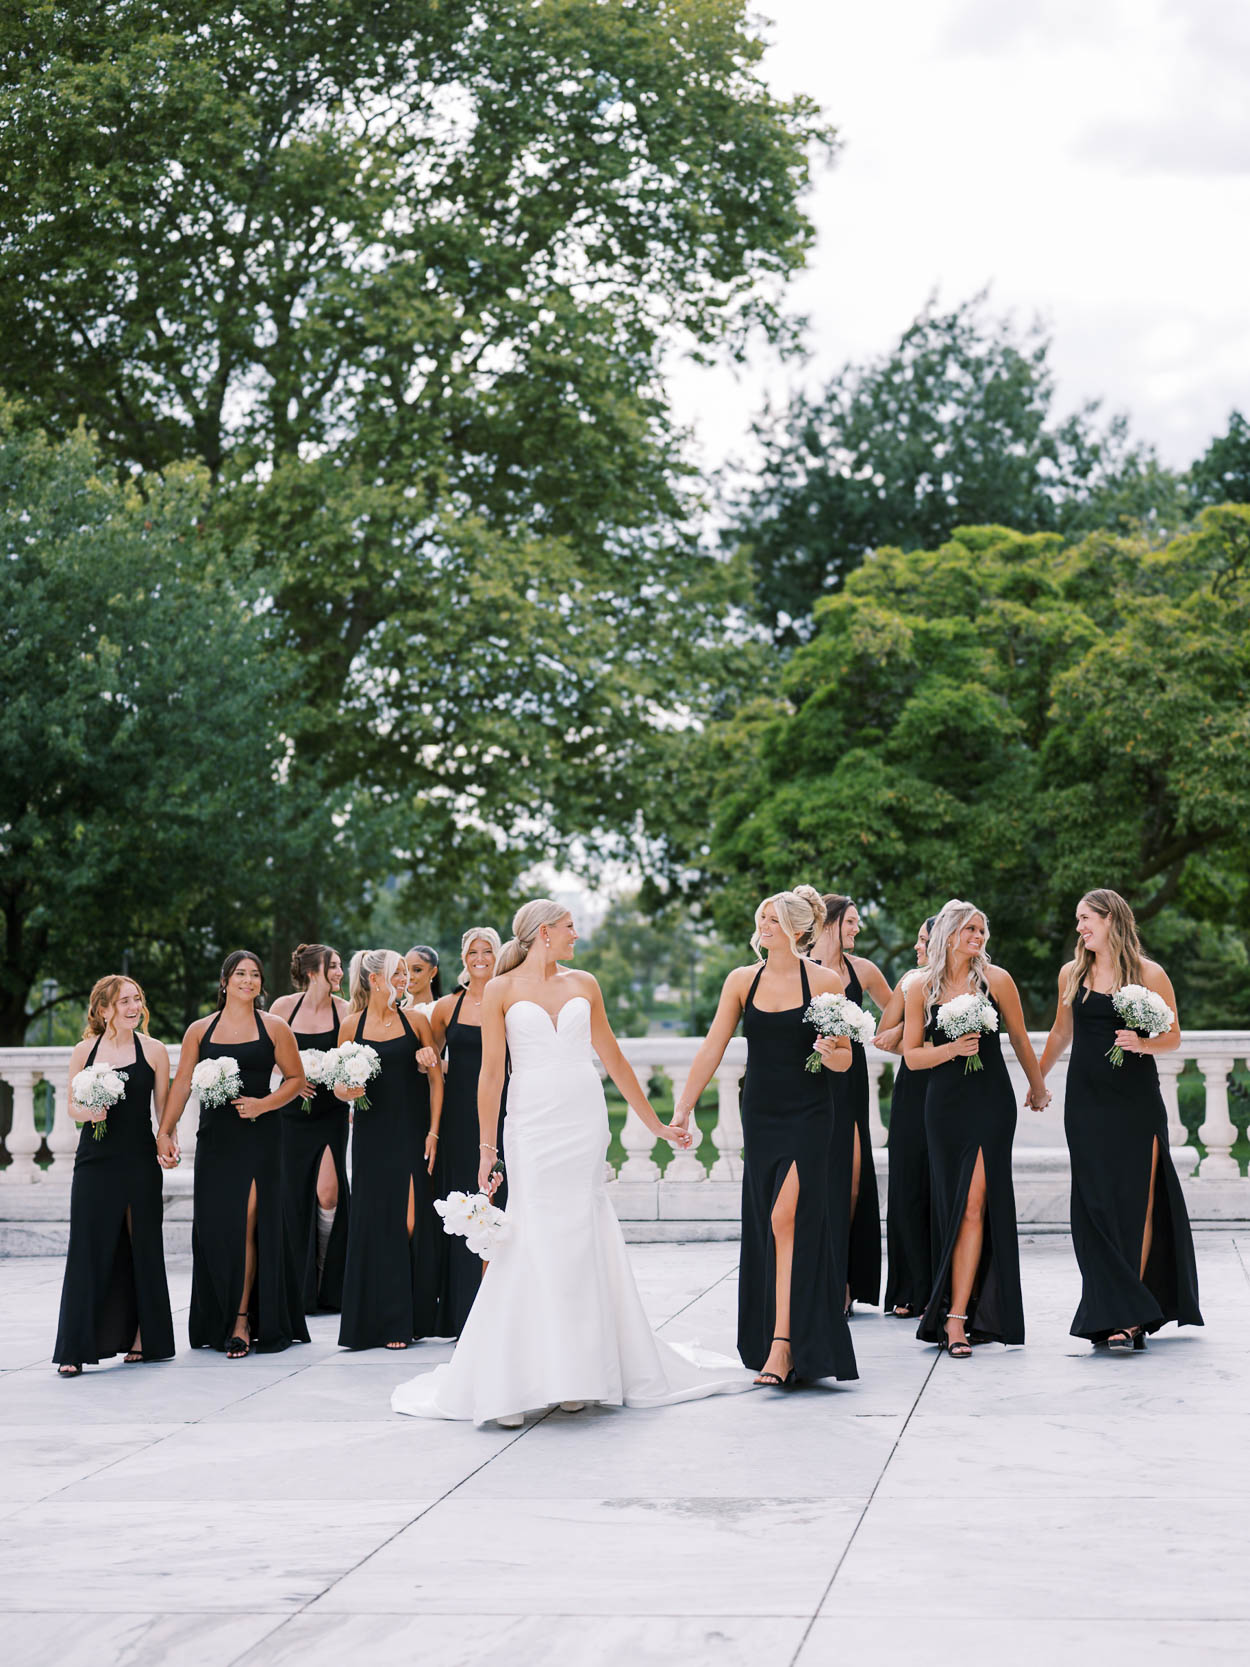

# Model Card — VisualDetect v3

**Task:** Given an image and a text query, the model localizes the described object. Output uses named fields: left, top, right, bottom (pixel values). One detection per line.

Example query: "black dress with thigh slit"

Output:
left=280, top=994, right=350, bottom=1312
left=188, top=1010, right=309, bottom=1353
left=53, top=1036, right=175, bottom=1366
left=1064, top=988, right=1202, bottom=1341
left=883, top=1051, right=932, bottom=1315
left=832, top=960, right=882, bottom=1306
left=738, top=962, right=857, bottom=1382
left=435, top=990, right=508, bottom=1337
left=338, top=1008, right=442, bottom=1349
left=916, top=1000, right=1024, bottom=1346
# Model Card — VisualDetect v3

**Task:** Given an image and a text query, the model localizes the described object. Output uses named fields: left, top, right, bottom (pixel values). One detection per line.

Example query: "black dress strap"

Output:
left=354, top=1008, right=367, bottom=1042
left=86, top=1034, right=101, bottom=1066
left=746, top=965, right=766, bottom=1008
left=799, top=959, right=812, bottom=1007
left=397, top=1007, right=416, bottom=1042
left=202, top=1010, right=222, bottom=1045
left=450, top=990, right=466, bottom=1027
left=290, top=993, right=305, bottom=1020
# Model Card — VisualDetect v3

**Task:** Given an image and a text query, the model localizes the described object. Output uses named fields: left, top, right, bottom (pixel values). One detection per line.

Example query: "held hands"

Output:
left=424, top=1131, right=439, bottom=1174
left=156, top=1131, right=180, bottom=1169
left=659, top=1121, right=694, bottom=1149
left=671, top=1101, right=693, bottom=1134
left=1025, top=1085, right=1052, bottom=1113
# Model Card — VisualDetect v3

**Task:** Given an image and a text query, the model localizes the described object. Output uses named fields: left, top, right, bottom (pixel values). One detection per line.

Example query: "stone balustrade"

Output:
left=2, top=1033, right=1247, bottom=1224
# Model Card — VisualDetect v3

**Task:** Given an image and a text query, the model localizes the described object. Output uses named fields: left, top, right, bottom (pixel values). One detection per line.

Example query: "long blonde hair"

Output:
left=457, top=926, right=502, bottom=987
left=496, top=899, right=568, bottom=976
left=751, top=886, right=827, bottom=959
left=921, top=899, right=993, bottom=1020
left=83, top=975, right=150, bottom=1039
left=347, top=949, right=403, bottom=1013
left=1060, top=889, right=1147, bottom=1006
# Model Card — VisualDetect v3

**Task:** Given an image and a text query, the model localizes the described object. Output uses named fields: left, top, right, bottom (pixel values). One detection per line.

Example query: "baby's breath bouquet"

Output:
left=322, top=1040, right=382, bottom=1110
left=297, top=1048, right=332, bottom=1113
left=803, top=990, right=876, bottom=1073
left=71, top=1063, right=129, bottom=1141
left=935, top=992, right=999, bottom=1073
left=1107, top=985, right=1174, bottom=1067
left=191, top=1056, right=243, bottom=1108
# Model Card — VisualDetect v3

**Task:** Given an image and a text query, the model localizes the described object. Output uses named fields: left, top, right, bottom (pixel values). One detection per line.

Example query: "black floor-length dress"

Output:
left=826, top=960, right=882, bottom=1306
left=916, top=1000, right=1024, bottom=1346
left=435, top=990, right=508, bottom=1337
left=883, top=1054, right=932, bottom=1314
left=338, top=1008, right=442, bottom=1349
left=738, top=961, right=858, bottom=1382
left=1065, top=988, right=1202, bottom=1341
left=53, top=1036, right=175, bottom=1366
left=189, top=1011, right=309, bottom=1353
left=280, top=993, right=350, bottom=1312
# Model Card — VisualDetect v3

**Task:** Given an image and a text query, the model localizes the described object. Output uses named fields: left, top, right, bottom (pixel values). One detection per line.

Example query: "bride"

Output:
left=391, top=898, right=752, bottom=1427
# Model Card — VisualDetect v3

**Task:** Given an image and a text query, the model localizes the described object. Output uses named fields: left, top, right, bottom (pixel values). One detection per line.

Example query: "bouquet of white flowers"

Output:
left=803, top=990, right=876, bottom=1073
left=434, top=1190, right=511, bottom=1258
left=71, top=1062, right=129, bottom=1141
left=191, top=1056, right=243, bottom=1109
left=322, top=1040, right=382, bottom=1110
left=297, top=1048, right=332, bottom=1113
left=936, top=991, right=999, bottom=1074
left=1107, top=985, right=1175, bottom=1067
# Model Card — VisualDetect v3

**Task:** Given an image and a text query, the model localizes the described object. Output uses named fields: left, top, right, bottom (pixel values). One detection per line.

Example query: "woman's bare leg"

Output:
left=759, top=1163, right=799, bottom=1381
left=945, top=1151, right=986, bottom=1349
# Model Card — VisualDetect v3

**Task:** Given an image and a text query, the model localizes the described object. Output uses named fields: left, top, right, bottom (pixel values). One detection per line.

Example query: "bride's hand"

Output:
left=659, top=1121, right=693, bottom=1149
left=478, top=1149, right=501, bottom=1194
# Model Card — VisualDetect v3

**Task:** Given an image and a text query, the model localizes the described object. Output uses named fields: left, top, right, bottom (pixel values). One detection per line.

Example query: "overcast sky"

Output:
left=671, top=0, right=1250, bottom=477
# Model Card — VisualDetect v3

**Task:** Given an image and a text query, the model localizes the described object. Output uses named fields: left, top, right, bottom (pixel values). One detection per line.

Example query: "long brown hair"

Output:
left=921, top=900, right=993, bottom=1021
left=83, top=975, right=151, bottom=1039
left=290, top=942, right=336, bottom=990
left=216, top=950, right=267, bottom=1010
left=819, top=893, right=854, bottom=972
left=1060, top=889, right=1147, bottom=1006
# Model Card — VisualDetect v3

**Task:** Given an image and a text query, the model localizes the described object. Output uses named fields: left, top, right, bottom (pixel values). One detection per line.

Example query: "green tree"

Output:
left=697, top=511, right=1250, bottom=1024
left=0, top=1, right=833, bottom=957
left=1191, top=411, right=1250, bottom=508
left=730, top=291, right=1178, bottom=641
left=0, top=400, right=335, bottom=1046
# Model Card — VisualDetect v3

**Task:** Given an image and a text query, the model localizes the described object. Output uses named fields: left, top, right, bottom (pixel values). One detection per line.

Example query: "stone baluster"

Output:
left=178, top=1095, right=201, bottom=1166
left=616, top=1066, right=661, bottom=1184
left=658, top=1065, right=705, bottom=1185
left=1196, top=1055, right=1238, bottom=1180
left=866, top=1054, right=888, bottom=1146
left=708, top=1063, right=745, bottom=1183
left=2, top=1067, right=43, bottom=1181
left=1155, top=1054, right=1197, bottom=1176
left=47, top=1065, right=80, bottom=1169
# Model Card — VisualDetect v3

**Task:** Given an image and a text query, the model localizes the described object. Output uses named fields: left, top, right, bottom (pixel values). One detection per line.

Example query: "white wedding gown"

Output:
left=391, top=996, right=752, bottom=1425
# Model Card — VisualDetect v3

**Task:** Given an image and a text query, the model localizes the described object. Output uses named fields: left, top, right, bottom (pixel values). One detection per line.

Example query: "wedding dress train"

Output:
left=390, top=995, right=751, bottom=1425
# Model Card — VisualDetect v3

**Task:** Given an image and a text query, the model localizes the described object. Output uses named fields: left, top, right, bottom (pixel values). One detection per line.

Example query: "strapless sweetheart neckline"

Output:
left=507, top=995, right=590, bottom=1034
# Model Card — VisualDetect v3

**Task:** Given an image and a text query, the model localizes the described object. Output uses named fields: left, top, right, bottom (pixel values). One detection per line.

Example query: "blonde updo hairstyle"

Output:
left=496, top=899, right=569, bottom=976
left=457, top=926, right=503, bottom=988
left=921, top=899, right=993, bottom=1021
left=347, top=949, right=404, bottom=1014
left=751, top=886, right=827, bottom=959
left=84, top=975, right=150, bottom=1040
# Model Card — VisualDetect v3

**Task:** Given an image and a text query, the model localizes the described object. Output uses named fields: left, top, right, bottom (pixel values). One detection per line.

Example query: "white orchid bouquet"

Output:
left=322, top=1040, right=382, bottom=1110
left=190, top=1056, right=243, bottom=1109
left=71, top=1063, right=129, bottom=1141
left=936, top=992, right=999, bottom=1073
left=297, top=1048, right=332, bottom=1113
left=435, top=1190, right=511, bottom=1257
left=1108, top=985, right=1175, bottom=1067
left=803, top=990, right=876, bottom=1073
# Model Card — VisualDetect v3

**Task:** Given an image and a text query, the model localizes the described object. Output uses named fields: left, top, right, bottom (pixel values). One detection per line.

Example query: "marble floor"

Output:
left=1, top=1233, right=1246, bottom=1667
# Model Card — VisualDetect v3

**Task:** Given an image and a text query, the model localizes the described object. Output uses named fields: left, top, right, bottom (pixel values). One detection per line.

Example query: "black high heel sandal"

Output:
left=754, top=1336, right=797, bottom=1388
left=940, top=1313, right=972, bottom=1359
left=226, top=1312, right=252, bottom=1359
left=1109, top=1326, right=1147, bottom=1354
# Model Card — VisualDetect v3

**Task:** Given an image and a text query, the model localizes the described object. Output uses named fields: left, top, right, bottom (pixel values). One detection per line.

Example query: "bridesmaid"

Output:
left=270, top=944, right=350, bottom=1313
left=54, top=976, right=175, bottom=1375
left=428, top=926, right=507, bottom=1337
left=810, top=894, right=893, bottom=1311
left=159, top=951, right=309, bottom=1357
left=337, top=949, right=445, bottom=1350
left=876, top=915, right=936, bottom=1318
left=404, top=944, right=443, bottom=1018
left=674, top=887, right=858, bottom=1388
left=903, top=900, right=1047, bottom=1357
left=1037, top=889, right=1202, bottom=1351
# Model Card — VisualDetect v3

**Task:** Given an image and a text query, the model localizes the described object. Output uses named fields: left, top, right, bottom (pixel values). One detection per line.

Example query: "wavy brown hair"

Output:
left=1060, top=889, right=1147, bottom=1006
left=83, top=975, right=151, bottom=1039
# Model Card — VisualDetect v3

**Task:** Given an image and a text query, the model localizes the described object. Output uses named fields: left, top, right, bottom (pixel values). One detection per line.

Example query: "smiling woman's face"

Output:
left=227, top=958, right=262, bottom=1003
left=108, top=981, right=144, bottom=1032
left=464, top=937, right=497, bottom=981
left=406, top=952, right=435, bottom=995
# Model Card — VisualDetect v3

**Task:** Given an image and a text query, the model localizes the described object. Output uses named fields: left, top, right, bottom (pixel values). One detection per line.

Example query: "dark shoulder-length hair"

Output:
left=216, top=949, right=268, bottom=1010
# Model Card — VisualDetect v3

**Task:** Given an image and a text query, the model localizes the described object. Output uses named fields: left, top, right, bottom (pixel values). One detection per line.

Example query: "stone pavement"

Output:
left=0, top=1234, right=1246, bottom=1667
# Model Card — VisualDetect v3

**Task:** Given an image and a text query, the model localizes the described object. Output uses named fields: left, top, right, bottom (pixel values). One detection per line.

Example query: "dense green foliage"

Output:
left=698, top=511, right=1250, bottom=1024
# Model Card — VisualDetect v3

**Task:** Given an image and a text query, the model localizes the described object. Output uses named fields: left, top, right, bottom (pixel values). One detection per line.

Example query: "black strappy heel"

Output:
left=755, top=1336, right=797, bottom=1388
left=226, top=1312, right=251, bottom=1358
left=940, top=1313, right=972, bottom=1359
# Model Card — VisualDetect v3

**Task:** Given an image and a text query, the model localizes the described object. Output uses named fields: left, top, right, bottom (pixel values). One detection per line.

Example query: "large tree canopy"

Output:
left=0, top=0, right=831, bottom=963
left=730, top=292, right=1184, bottom=642
left=697, top=509, right=1250, bottom=1023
